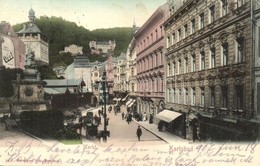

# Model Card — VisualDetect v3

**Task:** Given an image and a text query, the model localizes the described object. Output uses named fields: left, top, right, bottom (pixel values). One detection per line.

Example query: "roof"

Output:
left=43, top=87, right=67, bottom=94
left=17, top=23, right=41, bottom=34
left=43, top=79, right=84, bottom=87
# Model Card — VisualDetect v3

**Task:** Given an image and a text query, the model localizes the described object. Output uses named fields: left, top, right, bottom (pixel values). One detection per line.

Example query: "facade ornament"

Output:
left=208, top=35, right=215, bottom=49
left=220, top=78, right=228, bottom=86
left=197, top=71, right=205, bottom=80
left=233, top=77, right=244, bottom=85
left=218, top=31, right=229, bottom=44
left=206, top=71, right=216, bottom=79
left=218, top=67, right=230, bottom=78
left=198, top=41, right=205, bottom=53
left=232, top=22, right=245, bottom=39
left=231, top=68, right=245, bottom=77
left=199, top=81, right=204, bottom=87
left=208, top=80, right=215, bottom=87
left=189, top=44, right=195, bottom=55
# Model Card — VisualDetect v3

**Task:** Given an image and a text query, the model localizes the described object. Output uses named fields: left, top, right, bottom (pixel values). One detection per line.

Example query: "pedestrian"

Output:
left=98, top=109, right=101, bottom=117
left=158, top=120, right=163, bottom=132
left=136, top=126, right=142, bottom=141
left=143, top=112, right=147, bottom=121
left=149, top=113, right=154, bottom=124
left=106, top=117, right=109, bottom=126
left=121, top=112, right=125, bottom=120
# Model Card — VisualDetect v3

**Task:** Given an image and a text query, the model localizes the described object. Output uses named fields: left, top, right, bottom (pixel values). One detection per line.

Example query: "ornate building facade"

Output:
left=164, top=0, right=258, bottom=141
left=134, top=3, right=169, bottom=120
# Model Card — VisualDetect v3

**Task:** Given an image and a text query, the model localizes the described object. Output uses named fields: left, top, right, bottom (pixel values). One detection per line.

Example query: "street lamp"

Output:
left=97, top=71, right=110, bottom=142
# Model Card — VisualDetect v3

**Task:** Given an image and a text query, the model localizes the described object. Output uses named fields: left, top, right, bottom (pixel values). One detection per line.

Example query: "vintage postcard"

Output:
left=0, top=0, right=260, bottom=165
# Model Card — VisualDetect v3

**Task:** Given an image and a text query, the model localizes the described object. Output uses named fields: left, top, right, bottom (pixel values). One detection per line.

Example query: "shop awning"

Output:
left=155, top=110, right=182, bottom=123
left=127, top=100, right=136, bottom=108
left=122, top=94, right=129, bottom=101
left=126, top=99, right=132, bottom=106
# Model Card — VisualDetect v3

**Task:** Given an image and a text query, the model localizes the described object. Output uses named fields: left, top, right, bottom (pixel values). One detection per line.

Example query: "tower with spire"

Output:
left=16, top=8, right=49, bottom=66
left=132, top=18, right=139, bottom=34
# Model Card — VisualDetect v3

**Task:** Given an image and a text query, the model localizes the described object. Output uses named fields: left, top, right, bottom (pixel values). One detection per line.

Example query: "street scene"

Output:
left=1, top=0, right=260, bottom=165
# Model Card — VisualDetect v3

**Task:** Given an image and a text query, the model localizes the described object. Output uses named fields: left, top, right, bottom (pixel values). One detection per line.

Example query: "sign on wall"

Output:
left=2, top=36, right=15, bottom=68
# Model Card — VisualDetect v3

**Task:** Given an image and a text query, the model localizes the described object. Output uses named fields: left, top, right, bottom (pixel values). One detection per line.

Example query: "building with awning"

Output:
left=155, top=109, right=182, bottom=123
left=43, top=79, right=87, bottom=109
left=155, top=109, right=186, bottom=138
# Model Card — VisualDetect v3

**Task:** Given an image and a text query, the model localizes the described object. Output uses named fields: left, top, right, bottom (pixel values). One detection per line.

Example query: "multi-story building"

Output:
left=60, top=44, right=83, bottom=56
left=89, top=40, right=116, bottom=55
left=164, top=0, right=258, bottom=141
left=112, top=53, right=128, bottom=100
left=0, top=21, right=25, bottom=69
left=17, top=8, right=49, bottom=65
left=124, top=38, right=137, bottom=111
left=134, top=3, right=169, bottom=121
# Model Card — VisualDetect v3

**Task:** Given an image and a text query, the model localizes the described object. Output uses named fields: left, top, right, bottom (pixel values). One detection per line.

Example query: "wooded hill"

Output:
left=12, top=16, right=134, bottom=66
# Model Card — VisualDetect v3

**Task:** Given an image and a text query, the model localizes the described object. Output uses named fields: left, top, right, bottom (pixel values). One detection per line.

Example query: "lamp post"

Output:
left=101, top=71, right=108, bottom=142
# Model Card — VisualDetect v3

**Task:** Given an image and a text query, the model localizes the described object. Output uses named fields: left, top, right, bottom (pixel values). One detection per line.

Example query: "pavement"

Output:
left=125, top=108, right=189, bottom=144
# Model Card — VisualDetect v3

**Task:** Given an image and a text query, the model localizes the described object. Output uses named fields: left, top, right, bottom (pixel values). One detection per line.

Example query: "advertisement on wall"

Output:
left=2, top=36, right=15, bottom=68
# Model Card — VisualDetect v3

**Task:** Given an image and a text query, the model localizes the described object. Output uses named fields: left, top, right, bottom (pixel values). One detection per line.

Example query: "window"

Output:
left=167, top=36, right=171, bottom=48
left=221, top=0, right=228, bottom=16
left=178, top=60, right=181, bottom=74
left=168, top=88, right=171, bottom=102
left=184, top=88, right=188, bottom=104
left=236, top=37, right=245, bottom=63
left=167, top=63, right=171, bottom=76
left=178, top=29, right=182, bottom=41
left=155, top=29, right=158, bottom=40
left=191, top=19, right=196, bottom=34
left=210, top=86, right=215, bottom=107
left=200, top=50, right=205, bottom=70
left=172, top=88, right=175, bottom=103
left=172, top=62, right=175, bottom=76
left=151, top=33, right=153, bottom=43
left=237, top=0, right=245, bottom=8
left=210, top=47, right=216, bottom=68
left=221, top=86, right=228, bottom=108
left=191, top=87, right=196, bottom=105
left=222, top=43, right=228, bottom=66
left=176, top=89, right=179, bottom=103
left=172, top=33, right=175, bottom=45
left=200, top=87, right=205, bottom=106
left=235, top=85, right=244, bottom=110
left=191, top=54, right=196, bottom=72
left=184, top=57, right=188, bottom=73
left=209, top=5, right=215, bottom=23
left=184, top=24, right=188, bottom=38
left=199, top=13, right=205, bottom=29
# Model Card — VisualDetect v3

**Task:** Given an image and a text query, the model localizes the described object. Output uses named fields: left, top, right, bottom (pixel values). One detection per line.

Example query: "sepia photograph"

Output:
left=0, top=0, right=260, bottom=165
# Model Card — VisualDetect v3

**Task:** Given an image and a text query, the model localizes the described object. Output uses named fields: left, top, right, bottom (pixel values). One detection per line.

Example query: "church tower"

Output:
left=17, top=8, right=49, bottom=66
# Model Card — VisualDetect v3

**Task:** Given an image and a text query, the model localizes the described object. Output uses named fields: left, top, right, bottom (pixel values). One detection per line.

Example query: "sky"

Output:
left=0, top=0, right=166, bottom=30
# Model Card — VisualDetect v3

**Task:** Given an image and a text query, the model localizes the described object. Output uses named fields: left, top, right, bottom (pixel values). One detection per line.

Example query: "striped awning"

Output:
left=125, top=99, right=133, bottom=106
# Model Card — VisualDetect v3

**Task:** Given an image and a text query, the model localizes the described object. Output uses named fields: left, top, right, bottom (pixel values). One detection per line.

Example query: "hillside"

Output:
left=12, top=16, right=133, bottom=65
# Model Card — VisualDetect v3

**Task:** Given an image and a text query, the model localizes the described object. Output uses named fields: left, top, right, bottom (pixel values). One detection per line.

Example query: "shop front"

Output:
left=155, top=109, right=186, bottom=139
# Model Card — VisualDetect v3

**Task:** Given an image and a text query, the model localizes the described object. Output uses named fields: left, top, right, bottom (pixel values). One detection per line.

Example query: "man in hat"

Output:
left=136, top=126, right=142, bottom=141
